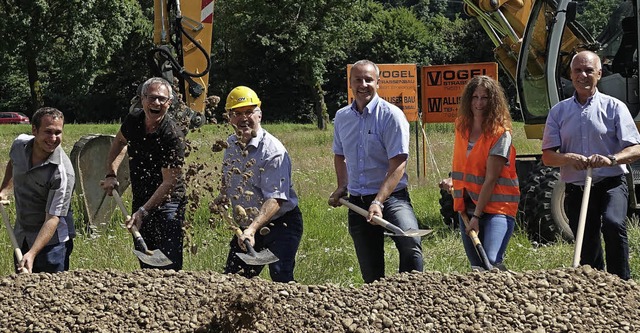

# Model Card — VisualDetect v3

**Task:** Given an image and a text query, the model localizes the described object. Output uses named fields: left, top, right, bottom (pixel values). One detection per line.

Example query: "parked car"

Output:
left=0, top=112, right=30, bottom=124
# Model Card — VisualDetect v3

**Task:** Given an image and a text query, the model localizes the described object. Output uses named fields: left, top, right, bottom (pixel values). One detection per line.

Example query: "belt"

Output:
left=565, top=175, right=624, bottom=192
left=349, top=188, right=408, bottom=203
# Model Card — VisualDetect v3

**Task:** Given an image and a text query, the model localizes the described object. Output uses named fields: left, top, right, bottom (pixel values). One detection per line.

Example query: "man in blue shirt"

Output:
left=542, top=50, right=640, bottom=279
left=218, top=86, right=303, bottom=282
left=0, top=107, right=75, bottom=273
left=329, top=60, right=423, bottom=283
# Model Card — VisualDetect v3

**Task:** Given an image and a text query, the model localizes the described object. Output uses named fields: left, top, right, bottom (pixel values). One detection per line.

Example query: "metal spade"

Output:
left=111, top=190, right=173, bottom=267
left=219, top=205, right=279, bottom=265
left=339, top=198, right=433, bottom=237
left=231, top=226, right=279, bottom=265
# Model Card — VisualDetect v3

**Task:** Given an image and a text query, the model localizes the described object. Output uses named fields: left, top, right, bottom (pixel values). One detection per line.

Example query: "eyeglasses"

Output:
left=230, top=109, right=259, bottom=118
left=144, top=94, right=170, bottom=104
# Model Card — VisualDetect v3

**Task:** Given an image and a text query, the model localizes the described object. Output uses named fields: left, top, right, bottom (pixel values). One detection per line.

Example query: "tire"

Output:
left=518, top=164, right=573, bottom=243
left=438, top=188, right=457, bottom=229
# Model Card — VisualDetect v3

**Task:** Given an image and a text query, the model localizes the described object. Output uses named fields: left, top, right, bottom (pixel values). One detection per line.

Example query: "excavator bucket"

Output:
left=70, top=135, right=131, bottom=230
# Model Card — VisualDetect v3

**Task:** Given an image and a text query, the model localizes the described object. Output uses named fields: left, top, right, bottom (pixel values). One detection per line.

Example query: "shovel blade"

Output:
left=132, top=249, right=173, bottom=267
left=235, top=248, right=279, bottom=266
left=384, top=229, right=433, bottom=237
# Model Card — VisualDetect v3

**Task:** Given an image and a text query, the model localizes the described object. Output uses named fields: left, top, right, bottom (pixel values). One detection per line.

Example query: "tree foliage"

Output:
left=0, top=0, right=143, bottom=121
left=211, top=0, right=367, bottom=127
left=0, top=0, right=623, bottom=123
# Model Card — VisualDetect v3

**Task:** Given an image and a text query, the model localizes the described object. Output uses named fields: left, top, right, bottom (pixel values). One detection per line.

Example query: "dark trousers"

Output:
left=565, top=175, right=630, bottom=279
left=137, top=198, right=186, bottom=270
left=18, top=239, right=67, bottom=273
left=224, top=206, right=303, bottom=282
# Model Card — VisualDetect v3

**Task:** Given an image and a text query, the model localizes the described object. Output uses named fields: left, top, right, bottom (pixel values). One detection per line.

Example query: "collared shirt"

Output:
left=542, top=90, right=640, bottom=184
left=332, top=94, right=409, bottom=196
left=121, top=109, right=186, bottom=207
left=10, top=134, right=75, bottom=246
left=222, top=128, right=298, bottom=226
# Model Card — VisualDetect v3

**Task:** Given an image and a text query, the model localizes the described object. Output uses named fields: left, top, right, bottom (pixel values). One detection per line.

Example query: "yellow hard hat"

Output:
left=225, top=86, right=261, bottom=111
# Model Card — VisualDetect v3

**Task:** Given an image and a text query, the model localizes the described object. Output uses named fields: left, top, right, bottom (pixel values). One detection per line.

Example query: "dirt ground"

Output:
left=0, top=266, right=638, bottom=332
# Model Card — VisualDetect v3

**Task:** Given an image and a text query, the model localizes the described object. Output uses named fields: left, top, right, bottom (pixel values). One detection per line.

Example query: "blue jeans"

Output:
left=459, top=213, right=514, bottom=268
left=18, top=239, right=67, bottom=273
left=348, top=189, right=423, bottom=283
left=224, top=206, right=303, bottom=282
left=136, top=198, right=185, bottom=270
left=565, top=175, right=629, bottom=279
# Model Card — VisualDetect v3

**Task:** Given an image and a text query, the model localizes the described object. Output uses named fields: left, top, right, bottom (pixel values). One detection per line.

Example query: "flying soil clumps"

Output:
left=0, top=266, right=639, bottom=332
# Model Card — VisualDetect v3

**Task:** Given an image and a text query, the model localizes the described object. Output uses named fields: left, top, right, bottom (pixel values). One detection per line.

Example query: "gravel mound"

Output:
left=0, top=266, right=638, bottom=332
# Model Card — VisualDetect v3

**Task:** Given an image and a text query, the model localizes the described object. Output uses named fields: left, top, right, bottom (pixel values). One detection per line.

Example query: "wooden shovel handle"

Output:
left=111, top=189, right=151, bottom=254
left=1, top=202, right=29, bottom=274
left=0, top=203, right=22, bottom=257
left=338, top=198, right=406, bottom=235
left=460, top=212, right=493, bottom=270
left=573, top=167, right=592, bottom=267
left=449, top=188, right=493, bottom=270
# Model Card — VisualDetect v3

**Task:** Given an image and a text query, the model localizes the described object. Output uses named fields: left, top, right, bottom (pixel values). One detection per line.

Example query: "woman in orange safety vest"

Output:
left=439, top=75, right=520, bottom=269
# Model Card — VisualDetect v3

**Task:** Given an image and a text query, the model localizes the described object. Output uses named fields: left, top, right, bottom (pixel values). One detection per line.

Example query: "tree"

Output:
left=211, top=0, right=369, bottom=128
left=576, top=0, right=626, bottom=38
left=0, top=0, right=141, bottom=119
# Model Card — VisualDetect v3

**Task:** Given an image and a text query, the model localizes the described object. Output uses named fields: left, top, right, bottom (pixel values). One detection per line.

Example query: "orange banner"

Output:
left=421, top=62, right=498, bottom=123
left=347, top=64, right=418, bottom=122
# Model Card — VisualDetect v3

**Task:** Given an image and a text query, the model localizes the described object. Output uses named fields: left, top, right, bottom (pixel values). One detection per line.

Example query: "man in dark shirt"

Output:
left=100, top=77, right=186, bottom=270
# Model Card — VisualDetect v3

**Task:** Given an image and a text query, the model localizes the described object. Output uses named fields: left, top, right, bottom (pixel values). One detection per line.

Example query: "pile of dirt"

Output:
left=0, top=266, right=638, bottom=332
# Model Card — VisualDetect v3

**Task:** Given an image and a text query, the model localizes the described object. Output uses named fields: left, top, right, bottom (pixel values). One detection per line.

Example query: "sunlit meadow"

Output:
left=1, top=121, right=638, bottom=285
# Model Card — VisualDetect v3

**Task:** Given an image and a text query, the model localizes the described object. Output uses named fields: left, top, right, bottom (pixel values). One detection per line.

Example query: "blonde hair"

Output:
left=456, top=75, right=512, bottom=138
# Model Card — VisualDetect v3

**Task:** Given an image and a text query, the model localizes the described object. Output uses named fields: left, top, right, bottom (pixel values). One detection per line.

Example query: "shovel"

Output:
left=447, top=188, right=493, bottom=270
left=339, top=198, right=433, bottom=237
left=573, top=167, right=593, bottom=267
left=231, top=225, right=279, bottom=266
left=111, top=189, right=173, bottom=267
left=0, top=201, right=29, bottom=274
left=220, top=205, right=279, bottom=265
left=460, top=212, right=493, bottom=271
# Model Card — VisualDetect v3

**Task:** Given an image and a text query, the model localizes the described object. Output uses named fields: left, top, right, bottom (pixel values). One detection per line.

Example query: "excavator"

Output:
left=70, top=0, right=215, bottom=229
left=440, top=0, right=640, bottom=242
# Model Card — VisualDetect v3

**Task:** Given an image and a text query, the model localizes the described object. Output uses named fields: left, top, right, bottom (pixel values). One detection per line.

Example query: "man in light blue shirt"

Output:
left=542, top=50, right=640, bottom=279
left=329, top=60, right=423, bottom=283
left=218, top=86, right=303, bottom=282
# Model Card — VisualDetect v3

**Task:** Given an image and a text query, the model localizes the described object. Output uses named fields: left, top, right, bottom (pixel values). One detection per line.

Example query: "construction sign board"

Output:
left=347, top=64, right=418, bottom=122
left=421, top=62, right=498, bottom=123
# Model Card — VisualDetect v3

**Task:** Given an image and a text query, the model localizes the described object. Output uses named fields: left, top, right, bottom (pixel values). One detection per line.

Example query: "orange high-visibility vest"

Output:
left=451, top=127, right=520, bottom=217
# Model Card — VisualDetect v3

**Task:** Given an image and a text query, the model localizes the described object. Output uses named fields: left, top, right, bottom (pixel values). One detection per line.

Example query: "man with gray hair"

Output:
left=0, top=107, right=75, bottom=273
left=542, top=50, right=640, bottom=279
left=101, top=77, right=187, bottom=270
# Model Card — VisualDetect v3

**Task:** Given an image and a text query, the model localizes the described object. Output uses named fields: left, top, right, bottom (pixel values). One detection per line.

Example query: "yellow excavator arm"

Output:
left=71, top=0, right=216, bottom=230
left=462, top=0, right=640, bottom=139
left=149, top=0, right=214, bottom=129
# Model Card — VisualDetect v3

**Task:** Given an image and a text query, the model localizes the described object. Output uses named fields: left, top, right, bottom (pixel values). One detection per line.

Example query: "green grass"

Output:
left=0, top=122, right=638, bottom=285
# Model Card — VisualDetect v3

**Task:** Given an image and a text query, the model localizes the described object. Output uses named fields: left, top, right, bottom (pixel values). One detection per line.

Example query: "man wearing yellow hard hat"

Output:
left=216, top=86, right=304, bottom=282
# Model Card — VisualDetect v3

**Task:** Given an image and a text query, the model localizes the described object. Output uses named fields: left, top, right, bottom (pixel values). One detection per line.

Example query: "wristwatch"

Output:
left=607, top=154, right=618, bottom=166
left=371, top=200, right=384, bottom=210
left=138, top=206, right=150, bottom=218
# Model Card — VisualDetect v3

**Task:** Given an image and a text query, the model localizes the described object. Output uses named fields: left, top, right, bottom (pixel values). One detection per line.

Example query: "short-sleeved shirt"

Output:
left=469, top=131, right=512, bottom=161
left=332, top=94, right=410, bottom=196
left=121, top=109, right=186, bottom=206
left=10, top=134, right=75, bottom=246
left=222, top=128, right=298, bottom=225
left=542, top=90, right=640, bottom=184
